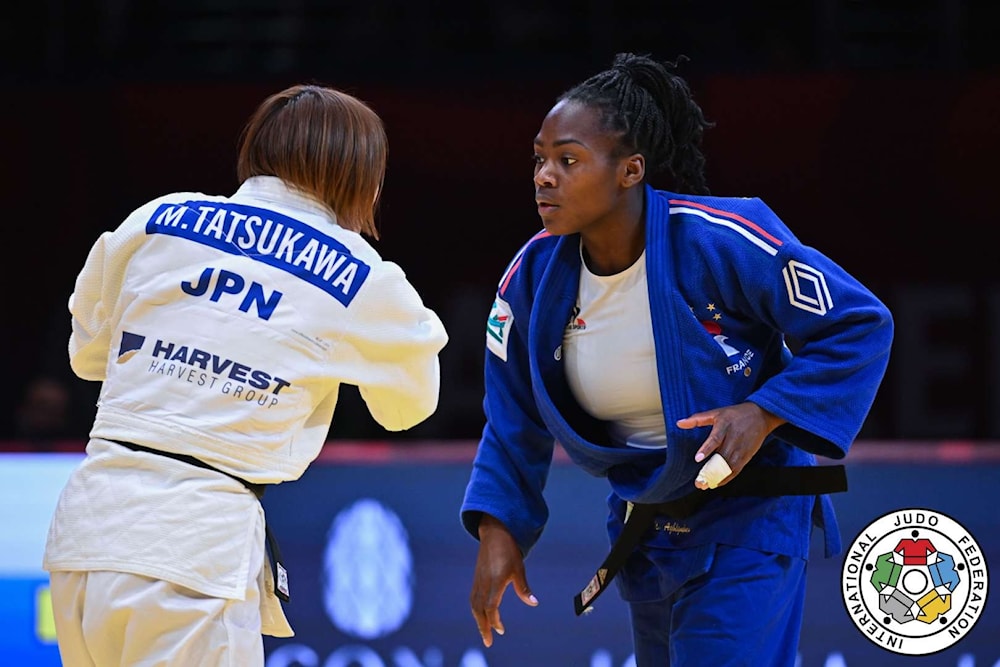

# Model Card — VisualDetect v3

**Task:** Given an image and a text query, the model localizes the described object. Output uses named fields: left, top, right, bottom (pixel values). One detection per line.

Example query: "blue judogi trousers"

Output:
left=620, top=543, right=807, bottom=666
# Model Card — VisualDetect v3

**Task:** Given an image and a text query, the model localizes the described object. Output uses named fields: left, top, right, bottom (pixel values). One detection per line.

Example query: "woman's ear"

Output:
left=622, top=153, right=645, bottom=188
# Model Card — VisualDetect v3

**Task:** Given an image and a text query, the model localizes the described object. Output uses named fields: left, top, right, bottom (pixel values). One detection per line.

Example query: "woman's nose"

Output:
left=534, top=165, right=555, bottom=188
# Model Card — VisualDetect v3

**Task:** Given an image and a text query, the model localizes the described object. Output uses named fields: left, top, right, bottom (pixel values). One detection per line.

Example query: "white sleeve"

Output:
left=337, top=261, right=448, bottom=432
left=68, top=202, right=158, bottom=381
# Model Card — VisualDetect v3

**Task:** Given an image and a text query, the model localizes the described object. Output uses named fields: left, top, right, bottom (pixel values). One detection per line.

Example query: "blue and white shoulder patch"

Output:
left=782, top=259, right=833, bottom=315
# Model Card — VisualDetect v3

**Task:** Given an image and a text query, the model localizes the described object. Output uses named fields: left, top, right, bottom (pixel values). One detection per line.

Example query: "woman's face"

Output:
left=532, top=100, right=638, bottom=236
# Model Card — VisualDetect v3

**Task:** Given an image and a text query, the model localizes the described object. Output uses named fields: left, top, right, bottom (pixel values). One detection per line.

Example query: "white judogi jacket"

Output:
left=44, top=176, right=448, bottom=635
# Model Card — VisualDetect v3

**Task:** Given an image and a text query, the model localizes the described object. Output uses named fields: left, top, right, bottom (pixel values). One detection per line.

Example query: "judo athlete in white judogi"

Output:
left=44, top=85, right=448, bottom=667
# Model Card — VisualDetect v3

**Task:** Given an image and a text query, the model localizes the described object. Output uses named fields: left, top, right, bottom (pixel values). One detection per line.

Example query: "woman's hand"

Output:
left=469, top=514, right=539, bottom=647
left=676, top=402, right=787, bottom=489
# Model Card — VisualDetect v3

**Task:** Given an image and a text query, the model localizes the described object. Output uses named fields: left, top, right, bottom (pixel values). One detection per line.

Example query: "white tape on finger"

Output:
left=696, top=453, right=732, bottom=489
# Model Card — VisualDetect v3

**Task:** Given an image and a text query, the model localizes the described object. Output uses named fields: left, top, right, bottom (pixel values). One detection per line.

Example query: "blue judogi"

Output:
left=461, top=185, right=893, bottom=663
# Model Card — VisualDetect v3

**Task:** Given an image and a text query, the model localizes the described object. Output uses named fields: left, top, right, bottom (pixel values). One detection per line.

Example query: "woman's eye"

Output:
left=562, top=157, right=577, bottom=166
left=532, top=154, right=543, bottom=165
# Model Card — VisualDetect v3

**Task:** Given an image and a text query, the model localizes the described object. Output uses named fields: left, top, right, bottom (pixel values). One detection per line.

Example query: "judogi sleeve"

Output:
left=68, top=200, right=164, bottom=381
left=699, top=197, right=894, bottom=459
left=338, top=260, right=449, bottom=432
left=460, top=239, right=557, bottom=556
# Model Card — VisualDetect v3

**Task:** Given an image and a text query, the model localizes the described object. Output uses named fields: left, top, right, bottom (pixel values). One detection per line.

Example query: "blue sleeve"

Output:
left=701, top=198, right=893, bottom=458
left=460, top=247, right=557, bottom=557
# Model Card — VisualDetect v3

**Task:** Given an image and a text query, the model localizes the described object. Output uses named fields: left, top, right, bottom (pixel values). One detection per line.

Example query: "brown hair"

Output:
left=237, top=84, right=387, bottom=239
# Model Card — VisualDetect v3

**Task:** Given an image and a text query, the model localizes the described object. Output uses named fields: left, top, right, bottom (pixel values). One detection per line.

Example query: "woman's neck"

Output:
left=580, top=189, right=646, bottom=275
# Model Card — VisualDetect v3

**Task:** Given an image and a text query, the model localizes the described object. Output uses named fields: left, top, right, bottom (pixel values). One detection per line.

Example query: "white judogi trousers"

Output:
left=50, top=549, right=265, bottom=667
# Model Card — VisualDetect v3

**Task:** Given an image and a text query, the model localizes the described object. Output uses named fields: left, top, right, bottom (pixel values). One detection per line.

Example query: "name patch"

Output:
left=147, top=201, right=370, bottom=306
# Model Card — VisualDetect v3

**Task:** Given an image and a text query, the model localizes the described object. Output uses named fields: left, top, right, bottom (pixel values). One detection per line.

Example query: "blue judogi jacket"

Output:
left=461, top=186, right=893, bottom=562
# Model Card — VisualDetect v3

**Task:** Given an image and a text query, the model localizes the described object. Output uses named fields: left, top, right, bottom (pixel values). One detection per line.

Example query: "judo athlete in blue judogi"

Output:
left=460, top=53, right=893, bottom=666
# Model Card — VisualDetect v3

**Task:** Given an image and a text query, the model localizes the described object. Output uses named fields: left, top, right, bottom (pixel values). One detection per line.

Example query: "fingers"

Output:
left=471, top=516, right=518, bottom=647
left=513, top=576, right=539, bottom=608
left=694, top=452, right=733, bottom=490
left=693, top=423, right=726, bottom=463
left=675, top=411, right=715, bottom=430
left=486, top=604, right=505, bottom=645
left=471, top=608, right=493, bottom=647
left=677, top=410, right=730, bottom=487
left=680, top=403, right=773, bottom=490
left=470, top=585, right=503, bottom=647
left=470, top=576, right=539, bottom=647
left=676, top=410, right=722, bottom=462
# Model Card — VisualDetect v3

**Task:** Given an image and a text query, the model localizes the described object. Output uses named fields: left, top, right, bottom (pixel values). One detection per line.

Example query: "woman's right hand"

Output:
left=469, top=513, right=539, bottom=647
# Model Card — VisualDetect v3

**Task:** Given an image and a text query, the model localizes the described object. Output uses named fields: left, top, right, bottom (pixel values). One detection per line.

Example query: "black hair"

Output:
left=559, top=53, right=714, bottom=194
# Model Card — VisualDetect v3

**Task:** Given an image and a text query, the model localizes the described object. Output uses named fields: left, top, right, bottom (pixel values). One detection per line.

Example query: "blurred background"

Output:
left=3, top=0, right=1000, bottom=446
left=1, top=2, right=999, bottom=665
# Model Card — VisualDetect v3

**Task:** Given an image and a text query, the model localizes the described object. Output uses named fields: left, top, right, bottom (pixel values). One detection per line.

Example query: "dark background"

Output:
left=3, top=0, right=1000, bottom=446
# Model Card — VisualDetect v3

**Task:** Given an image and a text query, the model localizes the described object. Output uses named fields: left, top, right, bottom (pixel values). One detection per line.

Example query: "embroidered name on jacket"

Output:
left=146, top=201, right=370, bottom=306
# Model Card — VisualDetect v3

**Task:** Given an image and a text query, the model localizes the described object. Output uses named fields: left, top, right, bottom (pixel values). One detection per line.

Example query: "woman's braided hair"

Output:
left=559, top=53, right=714, bottom=194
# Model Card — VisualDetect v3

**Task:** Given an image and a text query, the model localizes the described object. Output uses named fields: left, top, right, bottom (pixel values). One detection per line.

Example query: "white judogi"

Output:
left=44, top=176, right=448, bottom=664
left=49, top=514, right=267, bottom=667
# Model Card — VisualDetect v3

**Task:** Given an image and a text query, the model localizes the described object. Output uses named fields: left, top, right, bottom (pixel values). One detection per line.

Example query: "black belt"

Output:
left=111, top=439, right=290, bottom=602
left=573, top=464, right=847, bottom=616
